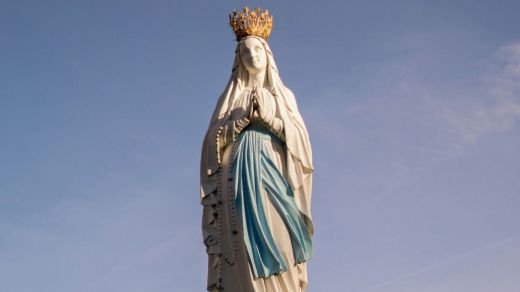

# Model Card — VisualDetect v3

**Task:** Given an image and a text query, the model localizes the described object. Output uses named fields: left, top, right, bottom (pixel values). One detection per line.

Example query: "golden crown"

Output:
left=229, top=7, right=273, bottom=41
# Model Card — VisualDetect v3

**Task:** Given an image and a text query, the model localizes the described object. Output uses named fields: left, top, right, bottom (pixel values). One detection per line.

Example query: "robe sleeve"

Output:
left=217, top=116, right=251, bottom=156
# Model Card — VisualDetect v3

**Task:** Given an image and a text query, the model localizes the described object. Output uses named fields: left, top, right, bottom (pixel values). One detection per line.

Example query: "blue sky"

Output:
left=1, top=0, right=520, bottom=291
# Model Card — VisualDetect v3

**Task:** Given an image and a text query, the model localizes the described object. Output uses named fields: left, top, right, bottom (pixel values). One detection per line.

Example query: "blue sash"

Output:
left=232, top=124, right=313, bottom=277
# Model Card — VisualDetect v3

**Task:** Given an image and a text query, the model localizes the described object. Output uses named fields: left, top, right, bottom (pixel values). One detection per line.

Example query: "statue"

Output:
left=200, top=7, right=314, bottom=292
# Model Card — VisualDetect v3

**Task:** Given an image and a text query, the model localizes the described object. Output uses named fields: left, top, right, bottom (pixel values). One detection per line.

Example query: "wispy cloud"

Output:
left=437, top=42, right=520, bottom=145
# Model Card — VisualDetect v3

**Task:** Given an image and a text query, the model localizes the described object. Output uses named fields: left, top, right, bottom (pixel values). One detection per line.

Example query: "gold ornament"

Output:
left=229, top=6, right=273, bottom=41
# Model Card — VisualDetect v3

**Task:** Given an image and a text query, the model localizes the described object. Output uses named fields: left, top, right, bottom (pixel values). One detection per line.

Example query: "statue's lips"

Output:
left=250, top=60, right=263, bottom=67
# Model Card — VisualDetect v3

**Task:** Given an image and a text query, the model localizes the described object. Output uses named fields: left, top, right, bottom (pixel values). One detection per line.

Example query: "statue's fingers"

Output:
left=249, top=102, right=255, bottom=118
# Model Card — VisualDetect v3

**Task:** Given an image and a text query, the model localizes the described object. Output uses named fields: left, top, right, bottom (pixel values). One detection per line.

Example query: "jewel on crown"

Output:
left=229, top=7, right=273, bottom=41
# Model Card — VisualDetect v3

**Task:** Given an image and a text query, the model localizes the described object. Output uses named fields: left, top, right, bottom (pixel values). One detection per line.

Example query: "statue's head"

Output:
left=239, top=36, right=268, bottom=75
left=229, top=7, right=280, bottom=88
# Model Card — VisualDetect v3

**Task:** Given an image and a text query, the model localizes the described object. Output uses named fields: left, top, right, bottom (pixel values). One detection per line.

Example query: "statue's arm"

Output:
left=217, top=116, right=251, bottom=151
left=255, top=112, right=285, bottom=140
left=255, top=91, right=285, bottom=141
left=269, top=117, right=285, bottom=141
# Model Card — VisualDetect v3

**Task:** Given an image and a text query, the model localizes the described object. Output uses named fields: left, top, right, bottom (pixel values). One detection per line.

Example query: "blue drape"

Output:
left=233, top=124, right=313, bottom=278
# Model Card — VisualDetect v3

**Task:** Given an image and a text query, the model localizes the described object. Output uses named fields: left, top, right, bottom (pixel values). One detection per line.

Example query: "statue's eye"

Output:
left=255, top=46, right=262, bottom=52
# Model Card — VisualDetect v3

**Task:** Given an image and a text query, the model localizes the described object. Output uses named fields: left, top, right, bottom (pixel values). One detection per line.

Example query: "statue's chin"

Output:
left=245, top=67, right=266, bottom=76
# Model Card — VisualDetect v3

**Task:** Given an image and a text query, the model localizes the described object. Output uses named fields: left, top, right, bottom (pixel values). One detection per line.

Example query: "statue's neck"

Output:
left=246, top=70, right=266, bottom=89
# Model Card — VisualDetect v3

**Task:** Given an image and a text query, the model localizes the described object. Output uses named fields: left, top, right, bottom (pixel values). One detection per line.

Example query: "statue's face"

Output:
left=240, top=37, right=267, bottom=75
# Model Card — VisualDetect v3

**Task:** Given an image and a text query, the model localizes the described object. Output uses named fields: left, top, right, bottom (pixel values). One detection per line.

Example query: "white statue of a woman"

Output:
left=200, top=7, right=314, bottom=292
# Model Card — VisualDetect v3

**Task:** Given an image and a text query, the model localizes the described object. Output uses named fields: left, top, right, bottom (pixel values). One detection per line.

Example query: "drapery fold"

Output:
left=233, top=125, right=312, bottom=278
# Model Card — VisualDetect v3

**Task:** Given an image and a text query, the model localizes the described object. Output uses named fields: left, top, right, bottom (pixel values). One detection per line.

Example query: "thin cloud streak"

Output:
left=362, top=234, right=520, bottom=292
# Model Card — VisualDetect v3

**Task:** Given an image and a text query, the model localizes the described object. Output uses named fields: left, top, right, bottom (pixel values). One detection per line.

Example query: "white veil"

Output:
left=200, top=36, right=314, bottom=235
